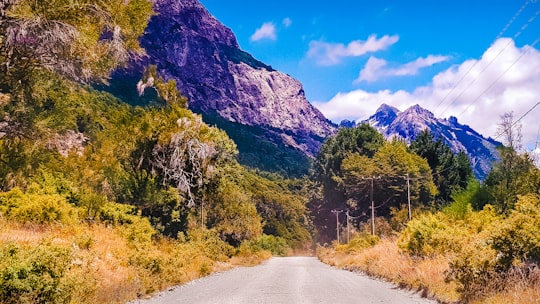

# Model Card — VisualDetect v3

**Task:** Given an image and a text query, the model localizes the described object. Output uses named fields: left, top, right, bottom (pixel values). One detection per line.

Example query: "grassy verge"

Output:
left=318, top=238, right=540, bottom=304
left=318, top=238, right=459, bottom=303
left=0, top=218, right=271, bottom=304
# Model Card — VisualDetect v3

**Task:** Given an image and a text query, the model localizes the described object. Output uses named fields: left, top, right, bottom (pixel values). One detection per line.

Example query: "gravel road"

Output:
left=131, top=256, right=436, bottom=304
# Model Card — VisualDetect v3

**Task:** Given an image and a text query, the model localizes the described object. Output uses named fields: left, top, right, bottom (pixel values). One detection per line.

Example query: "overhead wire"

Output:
left=456, top=36, right=540, bottom=118
left=433, top=0, right=533, bottom=115
left=437, top=7, right=540, bottom=117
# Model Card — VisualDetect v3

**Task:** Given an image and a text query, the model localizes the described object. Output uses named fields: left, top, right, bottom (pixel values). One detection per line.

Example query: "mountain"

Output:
left=363, top=104, right=501, bottom=179
left=107, top=0, right=336, bottom=176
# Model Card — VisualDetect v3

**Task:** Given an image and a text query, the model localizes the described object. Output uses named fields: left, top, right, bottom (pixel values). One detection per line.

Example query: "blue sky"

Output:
left=199, top=0, right=540, bottom=152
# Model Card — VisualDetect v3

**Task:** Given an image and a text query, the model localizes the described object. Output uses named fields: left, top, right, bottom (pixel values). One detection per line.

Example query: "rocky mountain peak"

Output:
left=366, top=103, right=400, bottom=130
left=108, top=0, right=337, bottom=175
left=362, top=104, right=500, bottom=179
left=153, top=0, right=238, bottom=47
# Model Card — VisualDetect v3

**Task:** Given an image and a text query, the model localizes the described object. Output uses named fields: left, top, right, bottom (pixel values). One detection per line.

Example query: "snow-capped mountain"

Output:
left=362, top=104, right=501, bottom=179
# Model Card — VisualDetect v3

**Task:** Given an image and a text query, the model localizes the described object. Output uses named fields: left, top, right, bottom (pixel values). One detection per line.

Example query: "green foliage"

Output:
left=311, top=124, right=384, bottom=243
left=242, top=170, right=312, bottom=248
left=187, top=229, right=235, bottom=262
left=0, top=241, right=73, bottom=304
left=97, top=202, right=140, bottom=225
left=336, top=234, right=380, bottom=254
left=398, top=214, right=467, bottom=256
left=410, top=130, right=473, bottom=206
left=0, top=188, right=78, bottom=225
left=446, top=244, right=500, bottom=302
left=489, top=194, right=540, bottom=268
left=341, top=140, right=436, bottom=219
left=239, top=235, right=290, bottom=256
left=483, top=147, right=540, bottom=213
left=1, top=0, right=153, bottom=87
left=206, top=179, right=262, bottom=246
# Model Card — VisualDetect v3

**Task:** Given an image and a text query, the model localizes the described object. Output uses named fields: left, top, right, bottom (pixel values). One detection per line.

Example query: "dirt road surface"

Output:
left=131, top=256, right=437, bottom=304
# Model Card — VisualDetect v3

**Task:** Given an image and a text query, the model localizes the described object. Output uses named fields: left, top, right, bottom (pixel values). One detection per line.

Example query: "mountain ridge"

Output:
left=360, top=103, right=501, bottom=179
left=107, top=0, right=336, bottom=176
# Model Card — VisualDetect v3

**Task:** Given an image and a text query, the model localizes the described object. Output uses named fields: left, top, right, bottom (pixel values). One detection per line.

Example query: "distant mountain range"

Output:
left=358, top=104, right=501, bottom=179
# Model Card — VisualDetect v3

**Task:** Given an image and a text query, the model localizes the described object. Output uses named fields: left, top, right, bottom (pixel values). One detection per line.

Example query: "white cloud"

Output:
left=282, top=17, right=292, bottom=28
left=356, top=55, right=450, bottom=83
left=307, top=34, right=399, bottom=66
left=313, top=38, right=540, bottom=149
left=250, top=22, right=277, bottom=42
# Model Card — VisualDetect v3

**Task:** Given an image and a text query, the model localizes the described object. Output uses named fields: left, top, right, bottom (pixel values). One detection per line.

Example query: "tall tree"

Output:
left=309, top=124, right=384, bottom=242
left=481, top=113, right=540, bottom=213
left=341, top=140, right=437, bottom=220
left=410, top=130, right=473, bottom=206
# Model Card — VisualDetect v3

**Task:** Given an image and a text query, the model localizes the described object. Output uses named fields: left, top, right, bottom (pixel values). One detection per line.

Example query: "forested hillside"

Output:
left=315, top=122, right=540, bottom=303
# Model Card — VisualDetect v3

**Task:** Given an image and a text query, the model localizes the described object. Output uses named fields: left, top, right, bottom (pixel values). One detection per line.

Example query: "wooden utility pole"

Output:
left=332, top=210, right=343, bottom=244
left=346, top=210, right=350, bottom=244
left=406, top=173, right=411, bottom=221
left=370, top=177, right=375, bottom=236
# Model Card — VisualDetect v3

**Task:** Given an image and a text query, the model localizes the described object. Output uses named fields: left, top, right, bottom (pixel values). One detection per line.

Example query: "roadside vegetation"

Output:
left=0, top=1, right=310, bottom=303
left=315, top=116, right=540, bottom=303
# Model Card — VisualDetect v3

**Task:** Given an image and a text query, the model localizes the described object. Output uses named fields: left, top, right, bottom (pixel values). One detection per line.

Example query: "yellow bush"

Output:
left=0, top=188, right=79, bottom=225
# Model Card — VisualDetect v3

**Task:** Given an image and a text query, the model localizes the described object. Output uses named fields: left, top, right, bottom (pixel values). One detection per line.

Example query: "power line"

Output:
left=493, top=100, right=540, bottom=140
left=433, top=0, right=534, bottom=116
left=455, top=37, right=540, bottom=119
left=438, top=11, right=540, bottom=118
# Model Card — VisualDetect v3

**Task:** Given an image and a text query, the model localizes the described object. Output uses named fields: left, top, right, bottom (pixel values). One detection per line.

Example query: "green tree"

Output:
left=410, top=130, right=473, bottom=206
left=310, top=124, right=384, bottom=243
left=481, top=113, right=540, bottom=213
left=341, top=140, right=437, bottom=221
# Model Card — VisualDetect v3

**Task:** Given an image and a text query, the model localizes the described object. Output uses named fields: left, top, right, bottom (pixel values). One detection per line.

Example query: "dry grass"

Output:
left=0, top=218, right=270, bottom=304
left=318, top=238, right=460, bottom=303
left=319, top=238, right=540, bottom=304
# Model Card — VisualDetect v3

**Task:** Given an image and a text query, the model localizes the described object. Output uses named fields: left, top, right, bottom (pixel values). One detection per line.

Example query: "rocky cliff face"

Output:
left=109, top=0, right=335, bottom=174
left=363, top=104, right=501, bottom=179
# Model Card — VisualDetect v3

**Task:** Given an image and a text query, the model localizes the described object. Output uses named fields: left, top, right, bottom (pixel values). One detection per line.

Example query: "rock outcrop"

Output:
left=109, top=0, right=335, bottom=175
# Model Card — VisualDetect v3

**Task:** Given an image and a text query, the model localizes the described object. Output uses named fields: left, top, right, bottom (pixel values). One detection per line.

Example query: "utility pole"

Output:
left=370, top=177, right=375, bottom=236
left=331, top=210, right=343, bottom=244
left=346, top=210, right=350, bottom=244
left=406, top=173, right=411, bottom=221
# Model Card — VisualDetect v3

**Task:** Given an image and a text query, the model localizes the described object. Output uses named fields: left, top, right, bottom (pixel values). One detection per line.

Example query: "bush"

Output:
left=0, top=188, right=78, bottom=225
left=398, top=214, right=466, bottom=256
left=0, top=241, right=73, bottom=304
left=335, top=233, right=379, bottom=254
left=239, top=235, right=290, bottom=256
left=97, top=202, right=140, bottom=225
left=489, top=194, right=540, bottom=268
left=446, top=244, right=500, bottom=302
left=188, top=229, right=235, bottom=262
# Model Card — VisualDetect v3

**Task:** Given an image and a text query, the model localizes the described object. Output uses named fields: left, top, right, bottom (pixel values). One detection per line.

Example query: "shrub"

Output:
left=336, top=233, right=379, bottom=254
left=239, top=235, right=290, bottom=256
left=97, top=202, right=140, bottom=225
left=446, top=244, right=500, bottom=302
left=489, top=194, right=540, bottom=269
left=0, top=188, right=78, bottom=225
left=0, top=241, right=73, bottom=304
left=398, top=214, right=466, bottom=256
left=188, top=229, right=235, bottom=262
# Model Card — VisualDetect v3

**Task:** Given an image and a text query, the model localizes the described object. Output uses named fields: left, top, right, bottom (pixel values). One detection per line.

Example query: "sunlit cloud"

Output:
left=307, top=34, right=399, bottom=66
left=313, top=38, right=540, bottom=149
left=250, top=22, right=277, bottom=42
left=356, top=55, right=450, bottom=83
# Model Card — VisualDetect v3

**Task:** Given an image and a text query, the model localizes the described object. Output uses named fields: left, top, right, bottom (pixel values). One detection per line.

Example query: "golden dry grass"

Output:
left=319, top=238, right=459, bottom=302
left=319, top=238, right=540, bottom=304
left=0, top=218, right=270, bottom=304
